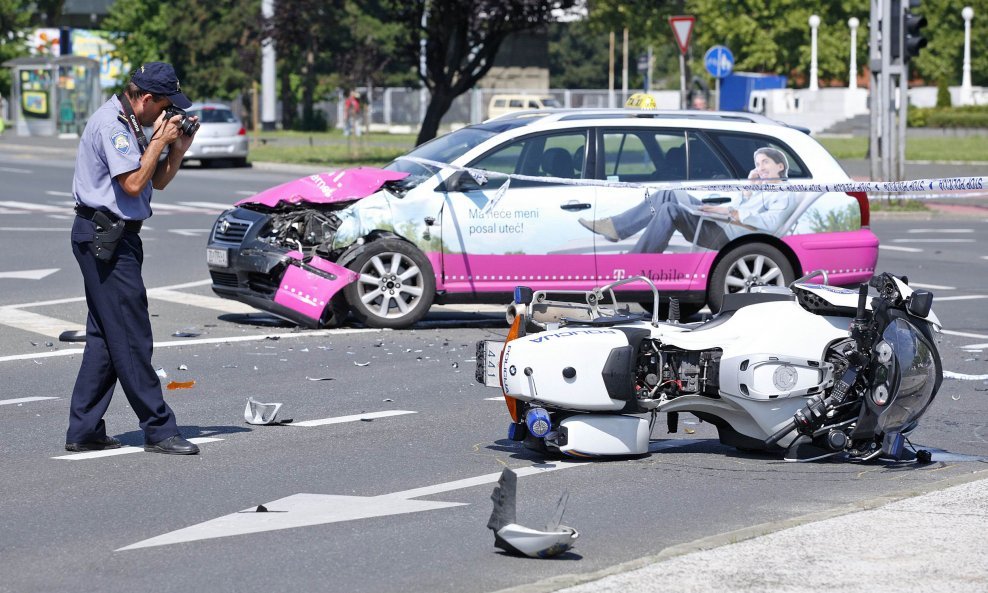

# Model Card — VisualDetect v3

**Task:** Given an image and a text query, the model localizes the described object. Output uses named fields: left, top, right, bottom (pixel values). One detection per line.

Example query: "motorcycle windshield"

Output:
left=877, top=318, right=939, bottom=435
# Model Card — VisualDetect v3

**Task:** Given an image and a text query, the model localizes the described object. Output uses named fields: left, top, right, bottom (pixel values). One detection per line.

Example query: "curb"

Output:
left=491, top=468, right=988, bottom=593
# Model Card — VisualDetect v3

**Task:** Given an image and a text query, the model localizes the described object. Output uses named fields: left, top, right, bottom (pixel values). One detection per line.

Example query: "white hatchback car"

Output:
left=183, top=102, right=249, bottom=166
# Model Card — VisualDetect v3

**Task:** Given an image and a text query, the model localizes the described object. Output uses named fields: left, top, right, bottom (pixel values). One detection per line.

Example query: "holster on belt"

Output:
left=92, top=211, right=125, bottom=262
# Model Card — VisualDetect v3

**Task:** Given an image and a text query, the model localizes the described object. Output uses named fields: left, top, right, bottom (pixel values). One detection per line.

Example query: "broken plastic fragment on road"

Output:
left=306, top=376, right=334, bottom=381
left=244, top=397, right=292, bottom=425
left=166, top=380, right=196, bottom=390
left=488, top=467, right=577, bottom=558
left=172, top=330, right=201, bottom=338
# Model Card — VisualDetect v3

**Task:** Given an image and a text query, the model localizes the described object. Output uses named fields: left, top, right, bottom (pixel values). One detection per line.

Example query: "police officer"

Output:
left=66, top=62, right=201, bottom=455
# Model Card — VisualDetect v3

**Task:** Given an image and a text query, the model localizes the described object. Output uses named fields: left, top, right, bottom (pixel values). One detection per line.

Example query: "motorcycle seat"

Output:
left=688, top=292, right=796, bottom=332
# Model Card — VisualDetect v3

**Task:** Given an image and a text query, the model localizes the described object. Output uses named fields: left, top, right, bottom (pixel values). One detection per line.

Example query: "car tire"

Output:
left=343, top=239, right=435, bottom=329
left=708, top=243, right=794, bottom=313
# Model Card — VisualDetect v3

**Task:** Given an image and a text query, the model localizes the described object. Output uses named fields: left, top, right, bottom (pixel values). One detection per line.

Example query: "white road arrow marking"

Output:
left=117, top=440, right=704, bottom=551
left=0, top=268, right=59, bottom=280
left=168, top=229, right=211, bottom=237
left=53, top=437, right=224, bottom=461
left=0, top=396, right=59, bottom=406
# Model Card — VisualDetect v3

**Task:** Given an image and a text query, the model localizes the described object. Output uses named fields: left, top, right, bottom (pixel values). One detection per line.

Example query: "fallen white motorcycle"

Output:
left=476, top=272, right=943, bottom=462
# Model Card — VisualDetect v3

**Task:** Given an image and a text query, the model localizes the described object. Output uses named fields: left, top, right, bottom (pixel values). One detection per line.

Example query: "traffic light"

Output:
left=903, top=1, right=928, bottom=62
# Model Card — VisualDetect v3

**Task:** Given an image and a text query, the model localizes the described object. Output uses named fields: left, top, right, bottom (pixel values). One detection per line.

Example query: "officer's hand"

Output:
left=154, top=111, right=183, bottom=145
left=171, top=115, right=198, bottom=154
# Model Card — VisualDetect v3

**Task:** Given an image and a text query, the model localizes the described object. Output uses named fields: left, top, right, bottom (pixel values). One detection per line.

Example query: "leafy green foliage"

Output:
left=0, top=0, right=31, bottom=97
left=104, top=0, right=262, bottom=101
left=806, top=203, right=860, bottom=233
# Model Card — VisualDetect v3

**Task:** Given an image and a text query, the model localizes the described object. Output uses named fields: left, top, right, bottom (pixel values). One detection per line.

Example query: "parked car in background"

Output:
left=487, top=94, right=561, bottom=119
left=183, top=102, right=249, bottom=167
left=206, top=109, right=878, bottom=329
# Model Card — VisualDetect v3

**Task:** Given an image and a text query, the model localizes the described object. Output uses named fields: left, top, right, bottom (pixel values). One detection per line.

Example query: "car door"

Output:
left=590, top=127, right=736, bottom=293
left=440, top=129, right=596, bottom=293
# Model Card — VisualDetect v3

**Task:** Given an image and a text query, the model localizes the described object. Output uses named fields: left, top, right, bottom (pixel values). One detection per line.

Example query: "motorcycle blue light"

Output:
left=526, top=408, right=552, bottom=438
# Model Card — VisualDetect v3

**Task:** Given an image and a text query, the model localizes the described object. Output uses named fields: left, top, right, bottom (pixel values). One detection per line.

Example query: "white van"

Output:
left=487, top=94, right=561, bottom=119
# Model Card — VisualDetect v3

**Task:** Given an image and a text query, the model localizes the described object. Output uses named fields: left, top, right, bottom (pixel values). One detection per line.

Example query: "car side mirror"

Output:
left=514, top=286, right=534, bottom=306
left=907, top=290, right=933, bottom=318
left=440, top=171, right=481, bottom=193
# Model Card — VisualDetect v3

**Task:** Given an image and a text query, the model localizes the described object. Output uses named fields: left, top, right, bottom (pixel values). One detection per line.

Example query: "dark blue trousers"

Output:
left=67, top=216, right=179, bottom=444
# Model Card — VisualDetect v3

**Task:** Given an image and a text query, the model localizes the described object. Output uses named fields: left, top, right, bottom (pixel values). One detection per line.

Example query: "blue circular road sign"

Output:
left=704, top=45, right=734, bottom=79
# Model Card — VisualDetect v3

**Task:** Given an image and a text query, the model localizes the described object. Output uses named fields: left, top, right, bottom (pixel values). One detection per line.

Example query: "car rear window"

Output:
left=708, top=132, right=809, bottom=179
left=189, top=108, right=238, bottom=124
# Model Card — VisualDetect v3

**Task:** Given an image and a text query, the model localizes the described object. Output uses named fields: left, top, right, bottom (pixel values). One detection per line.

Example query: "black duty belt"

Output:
left=75, top=205, right=143, bottom=233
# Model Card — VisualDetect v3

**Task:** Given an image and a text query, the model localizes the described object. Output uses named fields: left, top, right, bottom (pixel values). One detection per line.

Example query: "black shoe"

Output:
left=65, top=435, right=122, bottom=452
left=145, top=435, right=200, bottom=455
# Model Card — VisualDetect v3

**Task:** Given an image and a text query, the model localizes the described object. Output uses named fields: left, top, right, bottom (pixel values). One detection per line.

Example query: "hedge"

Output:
left=909, top=105, right=988, bottom=128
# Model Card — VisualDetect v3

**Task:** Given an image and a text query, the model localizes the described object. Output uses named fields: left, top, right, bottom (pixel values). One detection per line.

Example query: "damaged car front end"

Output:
left=207, top=166, right=439, bottom=329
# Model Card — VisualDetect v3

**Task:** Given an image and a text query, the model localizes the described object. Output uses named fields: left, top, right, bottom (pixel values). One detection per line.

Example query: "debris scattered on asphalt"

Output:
left=155, top=367, right=168, bottom=379
left=354, top=361, right=370, bottom=367
left=265, top=336, right=281, bottom=341
left=58, top=329, right=87, bottom=343
left=178, top=364, right=189, bottom=371
left=172, top=330, right=201, bottom=338
left=244, top=397, right=292, bottom=425
left=488, top=468, right=578, bottom=558
left=166, top=380, right=196, bottom=390
left=305, top=376, right=334, bottom=381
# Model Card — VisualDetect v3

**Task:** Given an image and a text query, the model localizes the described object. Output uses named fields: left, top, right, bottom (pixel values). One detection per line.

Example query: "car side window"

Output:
left=709, top=132, right=809, bottom=178
left=509, top=99, right=524, bottom=108
left=686, top=131, right=733, bottom=180
left=470, top=132, right=587, bottom=182
left=601, top=130, right=686, bottom=182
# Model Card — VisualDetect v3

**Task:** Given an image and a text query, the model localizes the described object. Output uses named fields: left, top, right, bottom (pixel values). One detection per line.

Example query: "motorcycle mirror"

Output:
left=514, top=286, right=534, bottom=306
left=907, top=290, right=933, bottom=318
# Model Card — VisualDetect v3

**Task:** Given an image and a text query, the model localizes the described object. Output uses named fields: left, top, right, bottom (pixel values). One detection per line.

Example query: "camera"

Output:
left=162, top=106, right=200, bottom=136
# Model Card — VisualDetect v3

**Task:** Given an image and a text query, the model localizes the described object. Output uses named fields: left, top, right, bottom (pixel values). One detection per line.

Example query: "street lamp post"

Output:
left=848, top=17, right=860, bottom=90
left=809, top=14, right=821, bottom=91
left=962, top=6, right=974, bottom=105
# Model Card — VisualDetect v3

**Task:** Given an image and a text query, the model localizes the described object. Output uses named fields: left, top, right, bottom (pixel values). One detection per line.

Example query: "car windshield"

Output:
left=189, top=108, right=238, bottom=124
left=385, top=121, right=533, bottom=185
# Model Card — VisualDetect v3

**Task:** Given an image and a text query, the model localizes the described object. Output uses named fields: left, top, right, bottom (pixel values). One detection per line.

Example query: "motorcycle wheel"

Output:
left=343, top=238, right=436, bottom=328
left=708, top=243, right=794, bottom=313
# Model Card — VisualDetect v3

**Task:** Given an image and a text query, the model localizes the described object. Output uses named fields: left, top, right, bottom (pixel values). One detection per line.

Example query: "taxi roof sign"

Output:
left=625, top=93, right=657, bottom=109
left=668, top=15, right=695, bottom=56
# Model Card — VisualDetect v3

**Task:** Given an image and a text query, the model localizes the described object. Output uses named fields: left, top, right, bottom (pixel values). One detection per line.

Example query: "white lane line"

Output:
left=150, top=202, right=218, bottom=214
left=962, top=342, right=988, bottom=349
left=45, top=191, right=73, bottom=197
left=945, top=371, right=988, bottom=381
left=0, top=166, right=31, bottom=174
left=909, top=282, right=955, bottom=290
left=5, top=279, right=213, bottom=309
left=0, top=327, right=385, bottom=364
left=52, top=437, right=224, bottom=460
left=0, top=201, right=74, bottom=214
left=289, top=410, right=417, bottom=427
left=907, top=229, right=974, bottom=233
left=0, top=268, right=59, bottom=280
left=484, top=397, right=503, bottom=401
left=941, top=329, right=988, bottom=339
left=235, top=191, right=257, bottom=196
left=891, top=239, right=975, bottom=243
left=0, top=227, right=66, bottom=232
left=0, top=308, right=84, bottom=338
left=935, top=295, right=988, bottom=302
left=879, top=245, right=923, bottom=253
left=176, top=201, right=231, bottom=212
left=0, top=396, right=60, bottom=406
left=168, top=229, right=211, bottom=236
left=146, top=288, right=258, bottom=314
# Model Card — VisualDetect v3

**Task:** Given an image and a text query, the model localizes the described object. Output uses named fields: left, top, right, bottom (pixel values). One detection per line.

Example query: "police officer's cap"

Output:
left=131, top=62, right=191, bottom=109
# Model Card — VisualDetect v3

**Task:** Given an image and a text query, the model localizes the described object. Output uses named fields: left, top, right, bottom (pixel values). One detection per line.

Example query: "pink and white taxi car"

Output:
left=206, top=109, right=878, bottom=328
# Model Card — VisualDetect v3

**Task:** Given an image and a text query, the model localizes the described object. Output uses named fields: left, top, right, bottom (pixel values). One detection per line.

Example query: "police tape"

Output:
left=398, top=156, right=987, bottom=197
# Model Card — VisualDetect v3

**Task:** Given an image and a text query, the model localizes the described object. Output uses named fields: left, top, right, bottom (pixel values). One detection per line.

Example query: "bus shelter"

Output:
left=2, top=55, right=101, bottom=136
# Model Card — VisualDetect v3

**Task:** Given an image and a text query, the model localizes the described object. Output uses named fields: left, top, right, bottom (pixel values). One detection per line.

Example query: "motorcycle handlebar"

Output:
left=855, top=283, right=869, bottom=320
left=764, top=419, right=798, bottom=447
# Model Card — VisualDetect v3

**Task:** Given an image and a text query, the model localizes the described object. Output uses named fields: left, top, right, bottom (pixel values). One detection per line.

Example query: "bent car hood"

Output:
left=236, top=167, right=410, bottom=208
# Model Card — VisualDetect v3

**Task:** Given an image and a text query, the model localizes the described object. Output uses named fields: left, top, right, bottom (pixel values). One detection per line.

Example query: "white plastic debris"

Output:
left=155, top=367, right=168, bottom=379
left=487, top=468, right=578, bottom=558
left=244, top=397, right=284, bottom=425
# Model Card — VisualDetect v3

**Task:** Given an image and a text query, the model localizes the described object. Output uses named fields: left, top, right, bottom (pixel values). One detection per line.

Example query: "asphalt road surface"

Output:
left=1, top=150, right=986, bottom=593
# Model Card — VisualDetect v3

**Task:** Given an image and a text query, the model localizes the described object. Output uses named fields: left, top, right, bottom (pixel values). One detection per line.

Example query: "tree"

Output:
left=0, top=0, right=30, bottom=99
left=392, top=0, right=578, bottom=145
left=267, top=0, right=343, bottom=130
left=335, top=0, right=418, bottom=91
left=911, top=0, right=988, bottom=87
left=104, top=0, right=262, bottom=102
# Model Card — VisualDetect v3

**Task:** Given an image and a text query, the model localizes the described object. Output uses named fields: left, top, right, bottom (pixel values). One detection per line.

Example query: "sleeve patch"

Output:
left=110, top=130, right=131, bottom=155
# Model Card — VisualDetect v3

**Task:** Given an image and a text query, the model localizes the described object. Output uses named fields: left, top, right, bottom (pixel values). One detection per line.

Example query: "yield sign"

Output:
left=668, top=15, right=696, bottom=56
